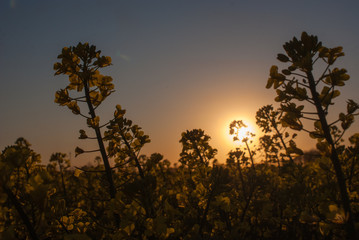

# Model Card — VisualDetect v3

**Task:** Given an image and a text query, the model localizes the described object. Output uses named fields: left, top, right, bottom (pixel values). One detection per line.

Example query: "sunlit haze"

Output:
left=1, top=0, right=359, bottom=166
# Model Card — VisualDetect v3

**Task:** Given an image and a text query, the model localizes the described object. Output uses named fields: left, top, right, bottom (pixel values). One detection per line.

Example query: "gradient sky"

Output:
left=1, top=0, right=359, bottom=166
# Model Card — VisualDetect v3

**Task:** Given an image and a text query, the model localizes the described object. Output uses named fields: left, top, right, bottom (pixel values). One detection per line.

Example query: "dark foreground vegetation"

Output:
left=1, top=32, right=359, bottom=239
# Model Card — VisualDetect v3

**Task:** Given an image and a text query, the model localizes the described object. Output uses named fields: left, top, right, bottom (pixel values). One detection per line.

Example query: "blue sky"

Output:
left=1, top=0, right=359, bottom=165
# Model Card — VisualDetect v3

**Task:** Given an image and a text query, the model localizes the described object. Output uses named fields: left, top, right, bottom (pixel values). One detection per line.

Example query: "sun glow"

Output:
left=225, top=119, right=256, bottom=147
left=215, top=114, right=260, bottom=163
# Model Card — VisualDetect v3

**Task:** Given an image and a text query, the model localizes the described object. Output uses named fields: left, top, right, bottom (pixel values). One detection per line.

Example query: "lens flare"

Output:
left=10, top=0, right=16, bottom=8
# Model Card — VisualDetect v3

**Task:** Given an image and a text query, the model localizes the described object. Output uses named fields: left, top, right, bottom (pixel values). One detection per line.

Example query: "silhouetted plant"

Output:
left=0, top=138, right=43, bottom=240
left=229, top=120, right=256, bottom=170
left=256, top=104, right=302, bottom=166
left=2, top=33, right=359, bottom=240
left=266, top=32, right=359, bottom=239
left=54, top=42, right=117, bottom=201
left=179, top=129, right=217, bottom=168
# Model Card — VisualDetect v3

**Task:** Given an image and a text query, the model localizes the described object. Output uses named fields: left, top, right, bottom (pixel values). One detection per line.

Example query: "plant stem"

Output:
left=3, top=185, right=39, bottom=240
left=307, top=71, right=356, bottom=240
left=82, top=72, right=117, bottom=200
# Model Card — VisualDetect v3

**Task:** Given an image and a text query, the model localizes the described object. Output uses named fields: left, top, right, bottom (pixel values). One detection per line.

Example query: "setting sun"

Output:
left=231, top=122, right=254, bottom=140
left=224, top=118, right=256, bottom=147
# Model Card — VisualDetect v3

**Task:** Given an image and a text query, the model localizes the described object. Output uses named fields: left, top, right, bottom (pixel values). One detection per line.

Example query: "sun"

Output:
left=225, top=118, right=256, bottom=146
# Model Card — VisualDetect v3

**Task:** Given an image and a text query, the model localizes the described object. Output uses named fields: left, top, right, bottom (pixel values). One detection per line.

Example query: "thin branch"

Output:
left=112, top=159, right=132, bottom=168
left=79, top=112, right=91, bottom=119
left=99, top=121, right=111, bottom=129
left=312, top=55, right=320, bottom=65
left=302, top=116, right=319, bottom=121
left=93, top=103, right=102, bottom=111
left=289, top=72, right=308, bottom=79
left=199, top=184, right=215, bottom=237
left=3, top=185, right=39, bottom=240
left=317, top=64, right=331, bottom=84
left=297, top=82, right=310, bottom=89
left=329, top=118, right=341, bottom=127
left=118, top=128, right=145, bottom=179
left=88, top=87, right=99, bottom=93
left=301, top=128, right=319, bottom=135
left=334, top=129, right=347, bottom=145
left=302, top=111, right=320, bottom=115
left=56, top=218, right=70, bottom=234
left=83, top=136, right=98, bottom=140
left=69, top=95, right=87, bottom=101
left=304, top=98, right=315, bottom=105
left=83, top=149, right=100, bottom=154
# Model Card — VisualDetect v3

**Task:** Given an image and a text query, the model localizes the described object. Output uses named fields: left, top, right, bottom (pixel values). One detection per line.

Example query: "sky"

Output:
left=1, top=0, right=359, bottom=166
